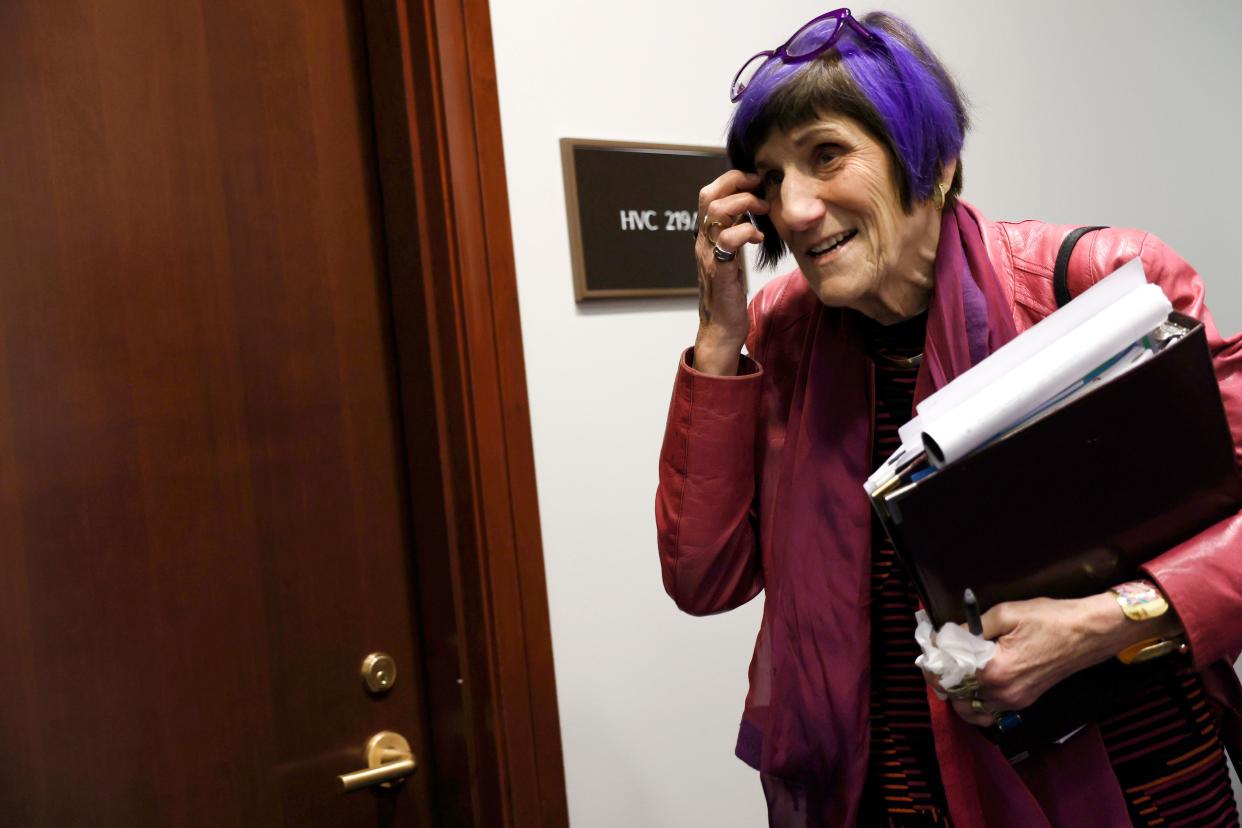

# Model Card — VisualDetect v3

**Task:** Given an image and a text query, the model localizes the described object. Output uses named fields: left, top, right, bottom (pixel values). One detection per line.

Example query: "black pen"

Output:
left=964, top=588, right=983, bottom=636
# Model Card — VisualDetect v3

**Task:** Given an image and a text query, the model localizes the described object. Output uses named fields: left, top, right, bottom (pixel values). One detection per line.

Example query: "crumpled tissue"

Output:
left=914, top=609, right=997, bottom=698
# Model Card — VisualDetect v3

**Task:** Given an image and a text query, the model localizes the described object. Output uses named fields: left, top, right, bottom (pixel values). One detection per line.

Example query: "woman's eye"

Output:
left=814, top=145, right=841, bottom=167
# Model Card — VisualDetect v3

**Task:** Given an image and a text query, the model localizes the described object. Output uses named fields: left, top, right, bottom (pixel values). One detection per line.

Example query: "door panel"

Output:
left=0, top=1, right=432, bottom=824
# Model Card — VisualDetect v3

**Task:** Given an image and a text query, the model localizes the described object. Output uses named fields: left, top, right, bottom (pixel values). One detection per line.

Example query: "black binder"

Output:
left=870, top=313, right=1242, bottom=759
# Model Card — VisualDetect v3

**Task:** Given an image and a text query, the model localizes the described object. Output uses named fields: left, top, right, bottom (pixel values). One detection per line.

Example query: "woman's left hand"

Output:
left=949, top=593, right=1166, bottom=727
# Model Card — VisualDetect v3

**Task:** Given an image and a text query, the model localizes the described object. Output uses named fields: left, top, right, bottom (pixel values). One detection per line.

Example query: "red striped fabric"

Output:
left=862, top=313, right=953, bottom=826
left=1099, top=667, right=1239, bottom=826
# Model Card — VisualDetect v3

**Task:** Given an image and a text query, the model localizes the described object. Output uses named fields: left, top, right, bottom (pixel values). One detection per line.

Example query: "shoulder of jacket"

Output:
left=746, top=269, right=817, bottom=364
left=992, top=219, right=1150, bottom=317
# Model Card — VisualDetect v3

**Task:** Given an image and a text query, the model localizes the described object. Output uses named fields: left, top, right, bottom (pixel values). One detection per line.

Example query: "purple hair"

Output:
left=727, top=12, right=969, bottom=266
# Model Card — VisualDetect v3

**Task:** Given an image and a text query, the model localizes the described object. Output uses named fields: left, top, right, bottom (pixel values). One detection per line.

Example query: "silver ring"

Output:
left=713, top=244, right=737, bottom=263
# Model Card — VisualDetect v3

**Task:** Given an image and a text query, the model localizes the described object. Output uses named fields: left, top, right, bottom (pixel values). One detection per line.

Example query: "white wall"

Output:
left=488, top=2, right=1242, bottom=824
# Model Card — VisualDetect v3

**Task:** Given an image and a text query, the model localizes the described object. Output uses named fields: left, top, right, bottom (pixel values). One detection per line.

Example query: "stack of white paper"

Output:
left=865, top=257, right=1172, bottom=491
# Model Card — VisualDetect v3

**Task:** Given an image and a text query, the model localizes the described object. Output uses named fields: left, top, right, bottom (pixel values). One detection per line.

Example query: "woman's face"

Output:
left=754, top=113, right=943, bottom=317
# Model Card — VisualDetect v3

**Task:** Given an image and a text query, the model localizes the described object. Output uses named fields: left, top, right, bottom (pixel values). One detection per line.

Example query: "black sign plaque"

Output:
left=561, top=138, right=743, bottom=301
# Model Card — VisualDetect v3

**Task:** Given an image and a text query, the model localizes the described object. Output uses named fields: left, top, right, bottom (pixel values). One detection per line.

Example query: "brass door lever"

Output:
left=338, top=731, right=417, bottom=792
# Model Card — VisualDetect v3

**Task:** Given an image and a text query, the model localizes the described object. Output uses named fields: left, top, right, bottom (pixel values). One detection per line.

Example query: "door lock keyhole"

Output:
left=361, top=652, right=397, bottom=694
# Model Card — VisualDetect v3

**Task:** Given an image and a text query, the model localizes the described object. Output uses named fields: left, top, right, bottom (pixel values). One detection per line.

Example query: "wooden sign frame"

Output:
left=561, top=138, right=745, bottom=301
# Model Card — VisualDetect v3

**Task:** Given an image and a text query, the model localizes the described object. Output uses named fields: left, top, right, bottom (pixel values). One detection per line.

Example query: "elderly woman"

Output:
left=655, top=9, right=1242, bottom=826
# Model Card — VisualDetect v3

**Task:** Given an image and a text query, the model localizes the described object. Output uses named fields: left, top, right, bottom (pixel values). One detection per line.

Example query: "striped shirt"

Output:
left=861, top=311, right=952, bottom=826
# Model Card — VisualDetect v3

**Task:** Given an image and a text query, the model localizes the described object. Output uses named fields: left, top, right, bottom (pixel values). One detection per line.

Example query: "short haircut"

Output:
left=726, top=12, right=970, bottom=267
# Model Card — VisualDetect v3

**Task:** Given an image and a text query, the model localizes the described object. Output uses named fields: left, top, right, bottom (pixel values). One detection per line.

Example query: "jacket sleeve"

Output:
left=1128, top=233, right=1242, bottom=667
left=654, top=304, right=767, bottom=617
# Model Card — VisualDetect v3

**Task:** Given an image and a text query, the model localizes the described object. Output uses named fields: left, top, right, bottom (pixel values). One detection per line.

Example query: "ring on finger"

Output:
left=704, top=220, right=726, bottom=246
left=713, top=244, right=737, bottom=263
left=945, top=677, right=980, bottom=699
left=699, top=211, right=717, bottom=238
left=700, top=210, right=732, bottom=234
left=970, top=695, right=986, bottom=713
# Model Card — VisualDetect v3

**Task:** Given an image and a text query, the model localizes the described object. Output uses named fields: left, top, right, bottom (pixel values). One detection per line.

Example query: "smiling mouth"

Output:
left=807, top=229, right=858, bottom=258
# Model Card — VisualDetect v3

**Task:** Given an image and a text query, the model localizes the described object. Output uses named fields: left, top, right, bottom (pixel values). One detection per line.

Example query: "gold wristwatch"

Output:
left=1108, top=580, right=1187, bottom=665
left=1109, top=580, right=1169, bottom=621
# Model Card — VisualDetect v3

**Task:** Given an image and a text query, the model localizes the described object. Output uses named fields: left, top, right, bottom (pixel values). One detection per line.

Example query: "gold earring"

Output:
left=932, top=182, right=948, bottom=211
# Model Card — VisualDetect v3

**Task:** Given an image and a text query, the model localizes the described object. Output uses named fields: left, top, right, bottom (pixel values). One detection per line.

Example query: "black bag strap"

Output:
left=1053, top=226, right=1109, bottom=308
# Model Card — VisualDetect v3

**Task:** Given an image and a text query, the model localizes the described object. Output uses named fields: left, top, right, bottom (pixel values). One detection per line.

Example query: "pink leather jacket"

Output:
left=656, top=202, right=1242, bottom=825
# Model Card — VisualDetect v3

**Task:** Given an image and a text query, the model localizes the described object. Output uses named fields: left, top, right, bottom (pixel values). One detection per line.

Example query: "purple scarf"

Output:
left=755, top=203, right=1018, bottom=822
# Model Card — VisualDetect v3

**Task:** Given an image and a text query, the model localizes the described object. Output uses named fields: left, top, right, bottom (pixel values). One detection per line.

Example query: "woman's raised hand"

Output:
left=693, top=171, right=769, bottom=376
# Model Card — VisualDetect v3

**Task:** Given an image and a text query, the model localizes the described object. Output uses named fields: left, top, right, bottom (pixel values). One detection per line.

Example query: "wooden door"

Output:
left=0, top=1, right=440, bottom=824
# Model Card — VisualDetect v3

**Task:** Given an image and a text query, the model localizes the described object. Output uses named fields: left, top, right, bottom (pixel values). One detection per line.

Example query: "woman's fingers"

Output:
left=701, top=191, right=769, bottom=230
left=698, top=174, right=769, bottom=246
left=980, top=603, right=1017, bottom=641
left=700, top=193, right=769, bottom=243
left=936, top=670, right=995, bottom=727
left=950, top=697, right=994, bottom=728
left=712, top=221, right=764, bottom=257
left=697, top=170, right=762, bottom=217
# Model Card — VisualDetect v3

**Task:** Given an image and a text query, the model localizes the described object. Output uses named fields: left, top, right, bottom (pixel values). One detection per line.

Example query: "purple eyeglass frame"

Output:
left=729, top=8, right=882, bottom=102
